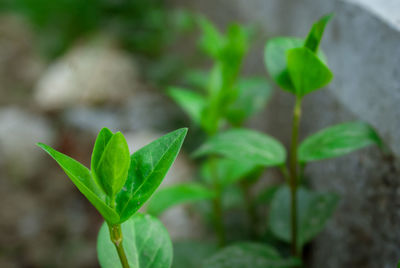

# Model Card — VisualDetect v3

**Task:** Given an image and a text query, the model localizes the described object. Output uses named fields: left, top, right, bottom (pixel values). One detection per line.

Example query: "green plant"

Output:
left=38, top=127, right=187, bottom=268
left=147, top=17, right=273, bottom=250
left=0, top=0, right=190, bottom=59
left=190, top=13, right=384, bottom=265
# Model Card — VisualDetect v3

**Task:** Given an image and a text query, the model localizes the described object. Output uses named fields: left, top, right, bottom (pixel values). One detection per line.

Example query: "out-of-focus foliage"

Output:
left=202, top=242, right=301, bottom=268
left=0, top=0, right=189, bottom=58
left=169, top=18, right=272, bottom=134
left=298, top=121, right=383, bottom=163
left=268, top=186, right=339, bottom=250
left=194, top=128, right=286, bottom=167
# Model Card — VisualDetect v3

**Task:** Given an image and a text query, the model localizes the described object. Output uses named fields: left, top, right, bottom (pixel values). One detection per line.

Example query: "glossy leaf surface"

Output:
left=91, top=127, right=113, bottom=175
left=37, top=143, right=120, bottom=224
left=269, top=186, right=339, bottom=249
left=202, top=242, right=301, bottom=268
left=116, top=128, right=187, bottom=223
left=168, top=87, right=206, bottom=126
left=287, top=47, right=333, bottom=97
left=298, top=122, right=382, bottom=163
left=97, top=214, right=173, bottom=268
left=147, top=183, right=215, bottom=216
left=93, top=132, right=131, bottom=197
left=194, top=128, right=286, bottom=167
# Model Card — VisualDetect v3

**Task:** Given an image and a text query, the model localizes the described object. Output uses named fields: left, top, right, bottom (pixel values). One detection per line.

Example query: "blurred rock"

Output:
left=0, top=14, right=44, bottom=105
left=62, top=88, right=181, bottom=133
left=0, top=107, right=55, bottom=179
left=125, top=130, right=206, bottom=240
left=34, top=37, right=140, bottom=110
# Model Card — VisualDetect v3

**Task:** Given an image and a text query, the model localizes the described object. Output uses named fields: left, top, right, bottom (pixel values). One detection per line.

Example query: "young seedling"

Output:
left=192, top=13, right=384, bottom=265
left=147, top=17, right=272, bottom=248
left=38, top=127, right=187, bottom=268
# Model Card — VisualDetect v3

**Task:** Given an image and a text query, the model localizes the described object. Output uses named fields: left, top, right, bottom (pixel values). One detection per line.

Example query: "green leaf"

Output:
left=168, top=87, right=206, bottom=126
left=93, top=132, right=131, bottom=197
left=201, top=158, right=260, bottom=186
left=268, top=186, right=339, bottom=249
left=198, top=16, right=224, bottom=58
left=37, top=143, right=120, bottom=224
left=91, top=128, right=113, bottom=174
left=287, top=47, right=333, bottom=97
left=116, top=128, right=188, bottom=223
left=173, top=240, right=218, bottom=268
left=147, top=183, right=215, bottom=216
left=97, top=213, right=173, bottom=268
left=194, top=128, right=286, bottom=167
left=304, top=13, right=334, bottom=53
left=219, top=23, right=250, bottom=72
left=226, top=77, right=273, bottom=126
left=298, top=121, right=383, bottom=163
left=202, top=242, right=301, bottom=268
left=264, top=37, right=303, bottom=92
left=183, top=69, right=209, bottom=90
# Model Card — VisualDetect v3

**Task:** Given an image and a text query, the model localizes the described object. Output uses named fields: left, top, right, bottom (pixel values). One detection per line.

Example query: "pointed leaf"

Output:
left=37, top=143, right=119, bottom=224
left=198, top=16, right=224, bottom=58
left=304, top=13, right=333, bottom=53
left=168, top=87, right=206, bottom=125
left=287, top=47, right=333, bottom=97
left=264, top=37, right=303, bottom=92
left=269, top=186, right=339, bottom=249
left=97, top=214, right=173, bottom=268
left=91, top=127, right=113, bottom=173
left=194, top=128, right=286, bottom=167
left=95, top=132, right=131, bottom=197
left=202, top=242, right=301, bottom=268
left=147, top=183, right=215, bottom=216
left=298, top=121, right=383, bottom=163
left=116, top=128, right=188, bottom=223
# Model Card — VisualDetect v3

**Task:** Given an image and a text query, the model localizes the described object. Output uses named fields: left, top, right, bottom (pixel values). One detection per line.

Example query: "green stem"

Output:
left=108, top=223, right=131, bottom=268
left=289, top=96, right=302, bottom=257
left=240, top=181, right=257, bottom=239
left=209, top=157, right=226, bottom=247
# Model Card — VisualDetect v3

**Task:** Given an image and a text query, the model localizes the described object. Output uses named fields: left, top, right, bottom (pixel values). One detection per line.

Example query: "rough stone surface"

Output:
left=170, top=0, right=400, bottom=267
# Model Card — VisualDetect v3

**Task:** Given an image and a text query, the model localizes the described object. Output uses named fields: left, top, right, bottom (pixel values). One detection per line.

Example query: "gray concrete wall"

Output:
left=170, top=0, right=400, bottom=267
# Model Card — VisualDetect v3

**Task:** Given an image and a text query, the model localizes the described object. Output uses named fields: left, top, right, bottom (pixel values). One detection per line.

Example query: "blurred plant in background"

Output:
left=147, top=16, right=281, bottom=267
left=0, top=0, right=191, bottom=58
left=0, top=0, right=195, bottom=88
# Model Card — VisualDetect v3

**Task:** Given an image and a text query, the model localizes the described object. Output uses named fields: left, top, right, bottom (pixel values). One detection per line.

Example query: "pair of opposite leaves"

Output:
left=38, top=127, right=188, bottom=224
left=265, top=13, right=334, bottom=98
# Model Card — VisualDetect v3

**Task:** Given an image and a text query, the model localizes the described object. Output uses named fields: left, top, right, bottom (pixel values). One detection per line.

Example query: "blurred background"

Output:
left=0, top=0, right=399, bottom=267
